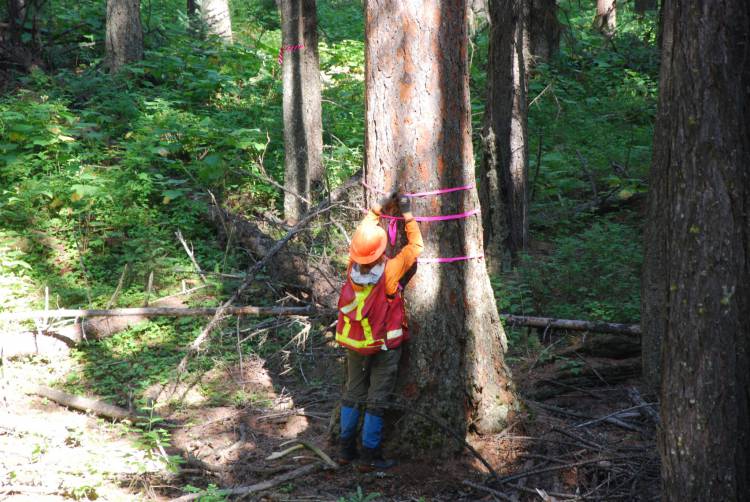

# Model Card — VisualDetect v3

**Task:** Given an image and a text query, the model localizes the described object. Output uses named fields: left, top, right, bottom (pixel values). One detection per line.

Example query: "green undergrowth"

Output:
left=0, top=0, right=364, bottom=475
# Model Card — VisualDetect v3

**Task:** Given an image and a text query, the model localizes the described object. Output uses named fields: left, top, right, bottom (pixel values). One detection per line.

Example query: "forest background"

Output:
left=0, top=0, right=660, bottom=500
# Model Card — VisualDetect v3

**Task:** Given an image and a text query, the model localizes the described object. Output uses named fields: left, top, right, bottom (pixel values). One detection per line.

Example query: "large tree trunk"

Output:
left=642, top=0, right=750, bottom=499
left=479, top=0, right=529, bottom=271
left=279, top=0, right=323, bottom=224
left=105, top=0, right=144, bottom=73
left=200, top=0, right=233, bottom=42
left=364, top=0, right=518, bottom=455
left=594, top=0, right=616, bottom=36
left=527, top=0, right=560, bottom=64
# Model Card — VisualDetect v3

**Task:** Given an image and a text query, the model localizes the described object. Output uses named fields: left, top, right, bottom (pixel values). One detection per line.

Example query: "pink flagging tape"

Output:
left=388, top=219, right=398, bottom=246
left=278, top=44, right=305, bottom=65
left=418, top=255, right=484, bottom=264
left=362, top=181, right=474, bottom=198
left=378, top=208, right=481, bottom=222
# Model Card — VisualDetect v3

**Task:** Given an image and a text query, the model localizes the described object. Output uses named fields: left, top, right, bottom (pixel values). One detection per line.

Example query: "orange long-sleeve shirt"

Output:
left=349, top=209, right=424, bottom=296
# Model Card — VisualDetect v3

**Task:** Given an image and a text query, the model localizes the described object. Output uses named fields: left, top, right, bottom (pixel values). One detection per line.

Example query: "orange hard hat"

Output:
left=349, top=224, right=387, bottom=264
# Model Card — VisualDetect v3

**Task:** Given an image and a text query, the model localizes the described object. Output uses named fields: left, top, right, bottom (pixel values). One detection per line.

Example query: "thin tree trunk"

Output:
left=105, top=0, right=144, bottom=73
left=364, top=0, right=518, bottom=455
left=479, top=0, right=529, bottom=271
left=200, top=0, right=232, bottom=42
left=279, top=0, right=323, bottom=224
left=594, top=0, right=616, bottom=36
left=527, top=0, right=560, bottom=64
left=643, top=0, right=750, bottom=498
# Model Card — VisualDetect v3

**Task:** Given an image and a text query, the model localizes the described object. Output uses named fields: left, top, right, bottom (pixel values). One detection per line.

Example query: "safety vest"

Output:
left=335, top=265, right=408, bottom=355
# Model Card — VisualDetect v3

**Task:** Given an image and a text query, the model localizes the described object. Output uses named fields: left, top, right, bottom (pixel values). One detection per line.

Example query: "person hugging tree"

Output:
left=335, top=190, right=423, bottom=470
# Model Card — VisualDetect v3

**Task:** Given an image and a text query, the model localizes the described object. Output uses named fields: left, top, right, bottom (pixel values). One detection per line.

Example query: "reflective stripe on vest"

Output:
left=336, top=316, right=380, bottom=349
left=335, top=261, right=406, bottom=354
left=386, top=328, right=402, bottom=340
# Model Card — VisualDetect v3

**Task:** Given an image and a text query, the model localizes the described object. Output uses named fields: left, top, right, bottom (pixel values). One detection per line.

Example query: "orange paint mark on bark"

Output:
left=403, top=383, right=418, bottom=399
left=436, top=155, right=445, bottom=177
left=418, top=161, right=430, bottom=183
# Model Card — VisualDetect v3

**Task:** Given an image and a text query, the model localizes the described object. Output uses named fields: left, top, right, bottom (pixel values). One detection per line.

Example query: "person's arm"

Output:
left=348, top=192, right=397, bottom=266
left=385, top=196, right=423, bottom=295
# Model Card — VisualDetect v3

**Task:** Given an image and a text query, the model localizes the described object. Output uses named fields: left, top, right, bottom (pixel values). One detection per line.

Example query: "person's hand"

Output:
left=374, top=190, right=398, bottom=213
left=397, top=194, right=411, bottom=214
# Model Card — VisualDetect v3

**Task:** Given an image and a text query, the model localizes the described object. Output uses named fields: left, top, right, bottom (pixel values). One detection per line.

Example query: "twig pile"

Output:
left=468, top=386, right=660, bottom=500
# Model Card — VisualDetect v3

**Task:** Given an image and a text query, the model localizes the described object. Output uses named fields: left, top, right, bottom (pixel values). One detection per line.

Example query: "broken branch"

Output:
left=170, top=463, right=321, bottom=502
left=501, top=314, right=641, bottom=336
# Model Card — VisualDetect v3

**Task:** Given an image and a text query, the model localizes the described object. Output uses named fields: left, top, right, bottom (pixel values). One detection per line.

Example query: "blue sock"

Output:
left=362, top=413, right=383, bottom=449
left=340, top=406, right=360, bottom=440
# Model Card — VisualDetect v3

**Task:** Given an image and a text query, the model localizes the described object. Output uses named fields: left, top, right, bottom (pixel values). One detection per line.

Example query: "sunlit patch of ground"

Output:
left=1, top=354, right=172, bottom=501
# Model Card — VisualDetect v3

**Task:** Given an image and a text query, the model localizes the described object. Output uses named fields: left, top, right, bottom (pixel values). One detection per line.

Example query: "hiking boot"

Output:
left=338, top=437, right=358, bottom=464
left=357, top=446, right=397, bottom=471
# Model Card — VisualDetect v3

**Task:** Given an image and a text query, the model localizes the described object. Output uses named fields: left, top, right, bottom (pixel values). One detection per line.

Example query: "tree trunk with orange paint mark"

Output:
left=364, top=0, right=518, bottom=455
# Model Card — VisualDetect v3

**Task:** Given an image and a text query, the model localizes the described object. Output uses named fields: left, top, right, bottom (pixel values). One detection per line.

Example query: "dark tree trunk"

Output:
left=199, top=0, right=233, bottom=42
left=187, top=0, right=197, bottom=17
left=594, top=0, right=616, bottom=36
left=642, top=0, right=750, bottom=498
left=479, top=0, right=529, bottom=271
left=279, top=0, right=323, bottom=224
left=634, top=0, right=656, bottom=15
left=105, top=0, right=143, bottom=73
left=6, top=0, right=26, bottom=45
left=527, top=0, right=560, bottom=63
left=364, top=0, right=518, bottom=455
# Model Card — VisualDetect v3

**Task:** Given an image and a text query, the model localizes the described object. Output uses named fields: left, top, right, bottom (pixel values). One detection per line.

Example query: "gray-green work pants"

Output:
left=341, top=347, right=401, bottom=416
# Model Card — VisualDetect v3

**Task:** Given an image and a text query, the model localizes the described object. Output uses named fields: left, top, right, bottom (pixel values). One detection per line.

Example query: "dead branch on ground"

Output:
left=170, top=463, right=322, bottom=502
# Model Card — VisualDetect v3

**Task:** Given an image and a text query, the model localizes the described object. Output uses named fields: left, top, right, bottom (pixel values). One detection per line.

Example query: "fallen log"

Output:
left=0, top=305, right=322, bottom=321
left=26, top=385, right=176, bottom=427
left=208, top=169, right=363, bottom=310
left=28, top=385, right=134, bottom=421
left=501, top=314, right=641, bottom=336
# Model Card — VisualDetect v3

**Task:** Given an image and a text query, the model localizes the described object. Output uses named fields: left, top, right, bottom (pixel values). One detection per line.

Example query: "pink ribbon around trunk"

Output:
left=418, top=255, right=484, bottom=264
left=361, top=180, right=474, bottom=198
left=360, top=180, right=483, bottom=264
left=278, top=44, right=304, bottom=65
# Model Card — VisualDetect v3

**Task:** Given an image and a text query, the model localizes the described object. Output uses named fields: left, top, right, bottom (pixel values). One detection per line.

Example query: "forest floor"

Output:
left=2, top=323, right=659, bottom=501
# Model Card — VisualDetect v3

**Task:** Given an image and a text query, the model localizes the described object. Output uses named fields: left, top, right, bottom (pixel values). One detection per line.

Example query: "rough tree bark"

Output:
left=527, top=0, right=560, bottom=63
left=594, top=0, right=616, bottom=36
left=105, top=0, right=144, bottom=73
left=200, top=0, right=233, bottom=42
left=364, top=0, right=518, bottom=455
left=479, top=0, right=528, bottom=271
left=279, top=0, right=323, bottom=224
left=642, top=0, right=750, bottom=499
